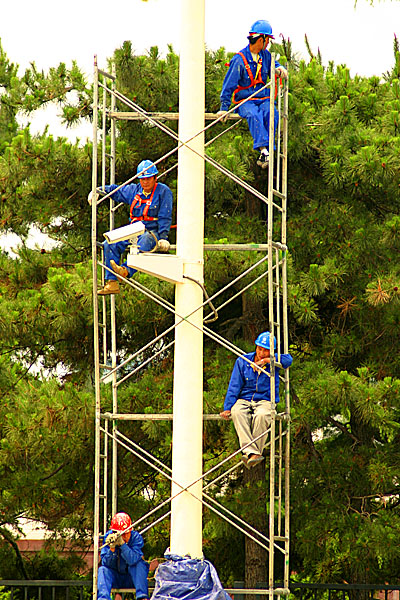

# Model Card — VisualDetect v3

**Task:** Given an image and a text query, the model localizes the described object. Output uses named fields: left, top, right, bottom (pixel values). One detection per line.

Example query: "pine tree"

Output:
left=0, top=35, right=400, bottom=584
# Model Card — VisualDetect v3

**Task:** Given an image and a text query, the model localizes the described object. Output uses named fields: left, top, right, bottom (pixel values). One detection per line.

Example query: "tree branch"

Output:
left=40, top=461, right=69, bottom=482
left=0, top=527, right=30, bottom=579
left=327, top=416, right=360, bottom=444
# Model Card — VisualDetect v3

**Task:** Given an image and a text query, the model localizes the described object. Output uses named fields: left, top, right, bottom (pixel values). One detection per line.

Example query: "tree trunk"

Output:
left=241, top=294, right=265, bottom=344
left=241, top=177, right=268, bottom=342
left=242, top=171, right=270, bottom=593
left=243, top=461, right=268, bottom=592
left=245, top=186, right=265, bottom=221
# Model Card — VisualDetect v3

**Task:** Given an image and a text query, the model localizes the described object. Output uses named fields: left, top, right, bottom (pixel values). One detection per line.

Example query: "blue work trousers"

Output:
left=103, top=231, right=157, bottom=281
left=97, top=560, right=149, bottom=599
left=237, top=100, right=279, bottom=150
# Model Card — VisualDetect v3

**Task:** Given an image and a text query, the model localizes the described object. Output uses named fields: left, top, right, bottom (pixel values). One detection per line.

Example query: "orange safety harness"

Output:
left=232, top=52, right=278, bottom=105
left=130, top=183, right=158, bottom=223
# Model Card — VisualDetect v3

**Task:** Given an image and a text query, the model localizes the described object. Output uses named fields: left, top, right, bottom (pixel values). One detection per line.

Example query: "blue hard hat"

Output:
left=254, top=331, right=276, bottom=350
left=137, top=159, right=158, bottom=179
left=249, top=20, right=274, bottom=39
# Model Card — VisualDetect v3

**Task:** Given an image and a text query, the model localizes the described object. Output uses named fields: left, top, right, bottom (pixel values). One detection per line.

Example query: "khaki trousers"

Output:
left=231, top=399, right=273, bottom=456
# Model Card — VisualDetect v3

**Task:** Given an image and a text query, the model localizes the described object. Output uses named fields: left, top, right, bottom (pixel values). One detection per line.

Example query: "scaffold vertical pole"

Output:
left=169, top=0, right=205, bottom=558
left=281, top=79, right=291, bottom=589
left=110, top=64, right=118, bottom=517
left=268, top=413, right=276, bottom=595
left=91, top=56, right=101, bottom=600
left=267, top=59, right=277, bottom=599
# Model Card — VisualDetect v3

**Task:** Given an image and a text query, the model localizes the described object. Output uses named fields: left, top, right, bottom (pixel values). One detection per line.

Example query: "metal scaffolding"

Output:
left=91, top=54, right=290, bottom=599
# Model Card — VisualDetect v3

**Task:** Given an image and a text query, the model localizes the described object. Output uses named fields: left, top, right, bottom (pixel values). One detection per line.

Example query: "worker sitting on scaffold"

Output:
left=217, top=20, right=288, bottom=170
left=89, top=159, right=173, bottom=296
left=220, top=331, right=292, bottom=468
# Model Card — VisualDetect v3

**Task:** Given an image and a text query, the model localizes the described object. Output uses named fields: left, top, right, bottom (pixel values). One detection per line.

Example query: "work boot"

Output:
left=98, top=280, right=120, bottom=295
left=110, top=260, right=129, bottom=281
left=241, top=454, right=251, bottom=470
left=247, top=453, right=264, bottom=467
left=256, top=150, right=269, bottom=169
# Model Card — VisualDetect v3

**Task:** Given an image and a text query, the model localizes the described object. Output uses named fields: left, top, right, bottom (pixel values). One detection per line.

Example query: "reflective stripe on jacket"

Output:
left=232, top=52, right=269, bottom=104
left=130, top=183, right=158, bottom=222
left=104, top=181, right=173, bottom=240
left=220, top=45, right=281, bottom=111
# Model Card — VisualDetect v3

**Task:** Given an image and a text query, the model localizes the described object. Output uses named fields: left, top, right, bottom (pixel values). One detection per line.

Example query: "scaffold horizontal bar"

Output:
left=108, top=111, right=241, bottom=121
left=102, top=413, right=218, bottom=421
left=96, top=242, right=288, bottom=252
left=101, top=412, right=289, bottom=421
left=170, top=242, right=287, bottom=252
left=111, top=591, right=151, bottom=595
left=111, top=589, right=289, bottom=597
left=98, top=69, right=116, bottom=81
left=273, top=189, right=286, bottom=200
left=227, top=590, right=290, bottom=596
left=203, top=243, right=287, bottom=251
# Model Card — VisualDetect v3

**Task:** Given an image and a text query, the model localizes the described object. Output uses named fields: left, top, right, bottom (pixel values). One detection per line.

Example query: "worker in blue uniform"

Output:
left=217, top=20, right=288, bottom=169
left=89, top=160, right=173, bottom=295
left=220, top=332, right=292, bottom=467
left=98, top=512, right=150, bottom=600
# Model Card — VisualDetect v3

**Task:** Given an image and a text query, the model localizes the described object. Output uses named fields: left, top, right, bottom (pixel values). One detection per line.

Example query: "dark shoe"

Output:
left=110, top=260, right=129, bottom=280
left=256, top=151, right=269, bottom=169
left=247, top=453, right=264, bottom=467
left=98, top=280, right=120, bottom=295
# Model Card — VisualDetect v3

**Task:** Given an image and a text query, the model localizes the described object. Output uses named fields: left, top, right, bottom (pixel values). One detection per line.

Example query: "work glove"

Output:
left=105, top=532, right=123, bottom=548
left=158, top=239, right=170, bottom=252
left=216, top=110, right=228, bottom=123
left=87, top=191, right=99, bottom=206
left=276, top=66, right=288, bottom=80
left=88, top=187, right=107, bottom=205
left=114, top=535, right=125, bottom=546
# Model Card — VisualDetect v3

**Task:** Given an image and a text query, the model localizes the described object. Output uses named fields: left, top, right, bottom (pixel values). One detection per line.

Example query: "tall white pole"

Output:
left=170, top=0, right=205, bottom=558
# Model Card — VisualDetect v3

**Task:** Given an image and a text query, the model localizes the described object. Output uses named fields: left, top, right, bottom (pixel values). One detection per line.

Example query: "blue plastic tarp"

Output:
left=151, top=552, right=231, bottom=600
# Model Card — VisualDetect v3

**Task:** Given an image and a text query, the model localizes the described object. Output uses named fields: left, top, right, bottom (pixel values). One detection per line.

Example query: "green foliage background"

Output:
left=0, top=34, right=400, bottom=583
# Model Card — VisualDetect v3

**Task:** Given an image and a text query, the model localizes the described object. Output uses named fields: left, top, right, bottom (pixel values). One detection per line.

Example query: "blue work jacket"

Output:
left=223, top=351, right=293, bottom=411
left=104, top=182, right=173, bottom=240
left=100, top=528, right=145, bottom=573
left=220, top=45, right=281, bottom=111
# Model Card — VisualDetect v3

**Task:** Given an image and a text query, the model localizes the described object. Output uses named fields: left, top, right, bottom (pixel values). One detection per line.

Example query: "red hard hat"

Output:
left=110, top=512, right=132, bottom=531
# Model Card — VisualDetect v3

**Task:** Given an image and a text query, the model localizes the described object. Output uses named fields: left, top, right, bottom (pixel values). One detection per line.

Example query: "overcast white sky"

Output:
left=0, top=0, right=399, bottom=251
left=1, top=0, right=400, bottom=142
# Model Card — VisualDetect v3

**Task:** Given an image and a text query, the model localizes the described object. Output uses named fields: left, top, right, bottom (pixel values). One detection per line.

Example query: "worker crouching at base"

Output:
left=89, top=159, right=173, bottom=296
left=98, top=512, right=153, bottom=600
left=220, top=331, right=292, bottom=468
